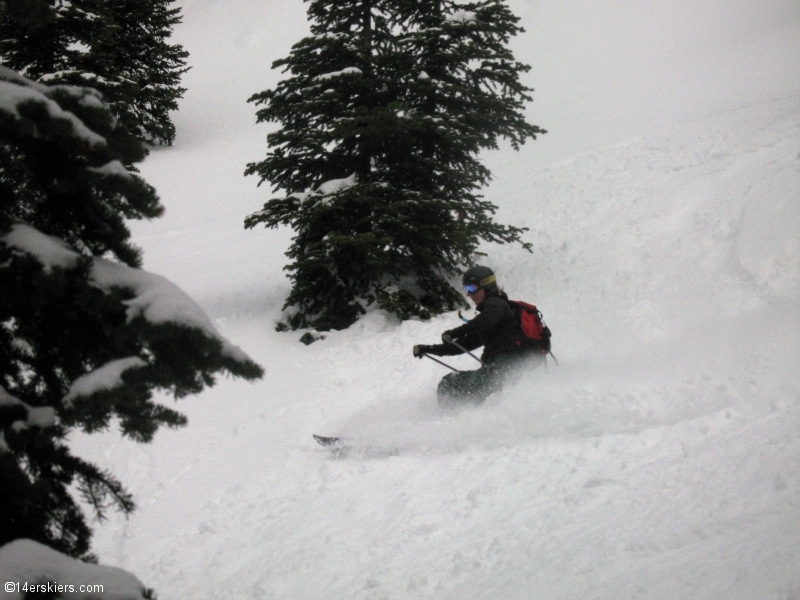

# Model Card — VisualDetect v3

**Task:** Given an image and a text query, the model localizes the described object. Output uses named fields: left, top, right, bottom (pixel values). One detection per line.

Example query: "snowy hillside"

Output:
left=69, top=1, right=799, bottom=599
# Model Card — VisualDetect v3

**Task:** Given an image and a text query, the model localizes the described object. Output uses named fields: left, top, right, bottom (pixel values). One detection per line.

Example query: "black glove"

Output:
left=413, top=344, right=433, bottom=358
left=442, top=330, right=455, bottom=344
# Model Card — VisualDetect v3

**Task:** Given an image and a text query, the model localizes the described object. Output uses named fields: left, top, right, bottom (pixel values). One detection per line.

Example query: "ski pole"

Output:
left=443, top=335, right=484, bottom=367
left=423, top=353, right=460, bottom=372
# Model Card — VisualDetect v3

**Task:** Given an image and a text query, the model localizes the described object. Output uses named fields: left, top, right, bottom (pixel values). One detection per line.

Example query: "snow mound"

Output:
left=0, top=539, right=146, bottom=600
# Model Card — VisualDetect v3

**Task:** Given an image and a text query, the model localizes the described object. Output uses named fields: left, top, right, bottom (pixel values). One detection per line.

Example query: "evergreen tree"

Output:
left=94, top=0, right=190, bottom=145
left=0, top=0, right=189, bottom=145
left=245, top=0, right=544, bottom=331
left=246, top=0, right=398, bottom=330
left=0, top=65, right=263, bottom=558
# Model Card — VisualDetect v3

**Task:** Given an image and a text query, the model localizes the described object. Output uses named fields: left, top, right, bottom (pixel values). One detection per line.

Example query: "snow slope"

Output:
left=70, top=1, right=800, bottom=598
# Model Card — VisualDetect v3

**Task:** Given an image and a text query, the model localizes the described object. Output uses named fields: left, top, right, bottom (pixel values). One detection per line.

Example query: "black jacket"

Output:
left=428, top=291, right=520, bottom=362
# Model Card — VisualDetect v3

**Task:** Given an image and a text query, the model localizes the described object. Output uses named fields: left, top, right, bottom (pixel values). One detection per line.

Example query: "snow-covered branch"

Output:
left=0, top=67, right=107, bottom=147
left=0, top=386, right=55, bottom=451
left=1, top=223, right=253, bottom=364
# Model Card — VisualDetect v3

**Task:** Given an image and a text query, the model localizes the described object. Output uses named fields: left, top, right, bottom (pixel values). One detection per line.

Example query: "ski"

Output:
left=313, top=434, right=351, bottom=457
left=313, top=434, right=344, bottom=446
left=313, top=434, right=402, bottom=458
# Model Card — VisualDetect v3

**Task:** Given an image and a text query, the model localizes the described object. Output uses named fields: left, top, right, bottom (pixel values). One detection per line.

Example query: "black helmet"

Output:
left=462, top=265, right=497, bottom=291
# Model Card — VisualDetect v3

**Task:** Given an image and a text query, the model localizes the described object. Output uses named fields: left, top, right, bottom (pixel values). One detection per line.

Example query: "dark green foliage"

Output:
left=0, top=0, right=189, bottom=145
left=0, top=70, right=158, bottom=265
left=0, top=67, right=262, bottom=558
left=91, top=0, right=190, bottom=145
left=246, top=0, right=544, bottom=331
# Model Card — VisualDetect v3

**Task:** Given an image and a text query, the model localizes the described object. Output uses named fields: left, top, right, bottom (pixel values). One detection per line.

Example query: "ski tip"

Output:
left=313, top=434, right=343, bottom=446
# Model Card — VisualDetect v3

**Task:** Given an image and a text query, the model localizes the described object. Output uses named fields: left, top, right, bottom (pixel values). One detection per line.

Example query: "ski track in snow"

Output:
left=66, top=93, right=800, bottom=599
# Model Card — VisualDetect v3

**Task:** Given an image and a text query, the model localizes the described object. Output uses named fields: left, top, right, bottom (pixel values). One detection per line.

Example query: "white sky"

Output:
left=505, top=0, right=800, bottom=164
left=171, top=0, right=800, bottom=167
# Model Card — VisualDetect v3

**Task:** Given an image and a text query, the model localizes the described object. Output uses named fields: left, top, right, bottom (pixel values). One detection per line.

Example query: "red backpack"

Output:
left=508, top=300, right=552, bottom=353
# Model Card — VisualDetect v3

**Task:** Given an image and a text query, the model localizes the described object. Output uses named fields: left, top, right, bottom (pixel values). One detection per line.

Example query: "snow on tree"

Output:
left=0, top=65, right=263, bottom=559
left=0, top=0, right=189, bottom=145
left=245, top=0, right=544, bottom=331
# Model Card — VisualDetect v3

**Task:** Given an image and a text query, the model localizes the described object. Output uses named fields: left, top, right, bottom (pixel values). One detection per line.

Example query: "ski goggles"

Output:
left=463, top=283, right=481, bottom=295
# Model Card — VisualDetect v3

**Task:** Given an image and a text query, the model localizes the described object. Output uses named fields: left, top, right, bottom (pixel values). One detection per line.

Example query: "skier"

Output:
left=413, top=266, right=544, bottom=407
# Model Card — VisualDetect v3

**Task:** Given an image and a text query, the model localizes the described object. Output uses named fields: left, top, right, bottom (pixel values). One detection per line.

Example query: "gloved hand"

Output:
left=413, top=344, right=433, bottom=358
left=441, top=330, right=455, bottom=344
